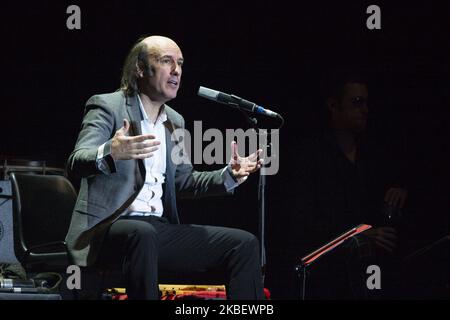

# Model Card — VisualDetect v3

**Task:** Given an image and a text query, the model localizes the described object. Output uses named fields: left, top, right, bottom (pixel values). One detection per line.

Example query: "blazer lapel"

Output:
left=163, top=118, right=177, bottom=178
left=126, top=95, right=145, bottom=184
left=162, top=115, right=181, bottom=224
left=126, top=95, right=143, bottom=136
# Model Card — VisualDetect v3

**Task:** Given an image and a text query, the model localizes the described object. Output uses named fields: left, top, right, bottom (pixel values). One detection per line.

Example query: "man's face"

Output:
left=142, top=40, right=184, bottom=103
left=331, top=83, right=369, bottom=132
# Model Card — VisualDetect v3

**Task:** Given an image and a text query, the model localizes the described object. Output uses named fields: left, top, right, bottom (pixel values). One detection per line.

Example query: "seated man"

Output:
left=65, top=35, right=265, bottom=300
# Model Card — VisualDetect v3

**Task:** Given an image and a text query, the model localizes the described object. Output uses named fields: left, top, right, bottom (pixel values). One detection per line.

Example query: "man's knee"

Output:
left=128, top=221, right=158, bottom=248
left=232, top=230, right=260, bottom=255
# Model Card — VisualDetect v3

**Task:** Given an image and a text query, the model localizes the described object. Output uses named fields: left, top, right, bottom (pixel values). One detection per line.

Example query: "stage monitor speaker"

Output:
left=0, top=180, right=19, bottom=264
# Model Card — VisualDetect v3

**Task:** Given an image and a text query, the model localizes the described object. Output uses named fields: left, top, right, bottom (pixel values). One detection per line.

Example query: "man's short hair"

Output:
left=322, top=68, right=368, bottom=101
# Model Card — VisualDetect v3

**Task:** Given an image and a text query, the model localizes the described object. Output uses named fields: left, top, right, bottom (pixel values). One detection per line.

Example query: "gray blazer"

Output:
left=65, top=91, right=231, bottom=266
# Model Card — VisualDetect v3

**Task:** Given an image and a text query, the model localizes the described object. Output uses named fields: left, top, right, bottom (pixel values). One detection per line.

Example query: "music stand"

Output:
left=295, top=224, right=372, bottom=300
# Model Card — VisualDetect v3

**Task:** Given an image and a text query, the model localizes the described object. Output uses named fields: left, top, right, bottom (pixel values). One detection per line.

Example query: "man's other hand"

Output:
left=364, top=227, right=398, bottom=253
left=384, top=187, right=408, bottom=209
left=229, top=141, right=263, bottom=180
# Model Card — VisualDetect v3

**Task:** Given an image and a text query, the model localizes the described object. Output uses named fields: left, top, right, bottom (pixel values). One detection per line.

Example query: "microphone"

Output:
left=197, top=86, right=281, bottom=119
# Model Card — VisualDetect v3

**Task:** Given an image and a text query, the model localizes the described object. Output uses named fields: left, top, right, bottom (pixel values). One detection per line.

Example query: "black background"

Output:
left=2, top=1, right=450, bottom=299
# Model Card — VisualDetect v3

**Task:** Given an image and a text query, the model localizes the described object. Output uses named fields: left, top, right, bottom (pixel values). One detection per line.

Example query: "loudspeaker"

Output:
left=0, top=180, right=19, bottom=263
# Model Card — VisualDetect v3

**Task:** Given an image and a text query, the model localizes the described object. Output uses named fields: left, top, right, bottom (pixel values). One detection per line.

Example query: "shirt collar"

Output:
left=137, top=94, right=167, bottom=123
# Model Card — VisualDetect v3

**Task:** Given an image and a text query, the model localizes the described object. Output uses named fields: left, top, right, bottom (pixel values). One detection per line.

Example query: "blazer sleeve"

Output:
left=67, top=95, right=117, bottom=178
left=173, top=118, right=233, bottom=199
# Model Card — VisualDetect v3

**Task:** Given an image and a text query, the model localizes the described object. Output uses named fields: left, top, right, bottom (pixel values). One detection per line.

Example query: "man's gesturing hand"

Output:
left=384, top=187, right=408, bottom=209
left=229, top=141, right=263, bottom=180
left=111, top=119, right=161, bottom=160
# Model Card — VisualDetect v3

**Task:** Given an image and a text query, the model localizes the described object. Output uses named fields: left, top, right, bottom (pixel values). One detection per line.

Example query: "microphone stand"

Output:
left=235, top=107, right=283, bottom=285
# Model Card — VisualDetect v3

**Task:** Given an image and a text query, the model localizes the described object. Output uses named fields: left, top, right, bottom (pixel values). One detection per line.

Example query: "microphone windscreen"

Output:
left=198, top=86, right=219, bottom=101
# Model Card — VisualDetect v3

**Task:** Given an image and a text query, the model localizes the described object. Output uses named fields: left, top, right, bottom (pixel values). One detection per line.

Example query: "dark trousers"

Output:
left=96, top=215, right=265, bottom=300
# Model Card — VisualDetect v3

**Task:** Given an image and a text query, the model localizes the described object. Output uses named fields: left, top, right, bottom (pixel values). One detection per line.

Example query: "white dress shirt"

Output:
left=127, top=95, right=167, bottom=216
left=96, top=96, right=242, bottom=217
